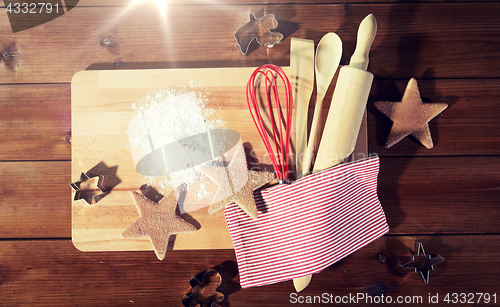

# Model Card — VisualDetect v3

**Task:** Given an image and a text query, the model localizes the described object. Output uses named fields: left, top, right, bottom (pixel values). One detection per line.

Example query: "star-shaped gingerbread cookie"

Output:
left=122, top=190, right=197, bottom=260
left=374, top=78, right=448, bottom=149
left=202, top=145, right=274, bottom=219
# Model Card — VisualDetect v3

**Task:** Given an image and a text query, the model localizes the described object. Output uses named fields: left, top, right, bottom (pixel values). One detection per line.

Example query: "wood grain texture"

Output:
left=0, top=0, right=499, bottom=304
left=69, top=67, right=366, bottom=251
left=0, top=161, right=71, bottom=239
left=0, top=77, right=497, bottom=162
left=70, top=67, right=281, bottom=251
left=1, top=3, right=500, bottom=83
left=379, top=156, right=500, bottom=234
left=290, top=38, right=315, bottom=177
left=368, top=78, right=500, bottom=156
left=0, top=84, right=71, bottom=161
left=0, top=235, right=498, bottom=306
left=1, top=156, right=498, bottom=240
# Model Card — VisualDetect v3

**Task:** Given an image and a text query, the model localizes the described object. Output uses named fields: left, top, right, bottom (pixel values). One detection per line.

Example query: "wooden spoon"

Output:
left=293, top=34, right=343, bottom=293
left=301, top=33, right=342, bottom=177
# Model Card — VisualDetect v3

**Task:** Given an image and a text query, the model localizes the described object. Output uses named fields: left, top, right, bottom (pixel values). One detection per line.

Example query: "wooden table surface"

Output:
left=1, top=0, right=499, bottom=306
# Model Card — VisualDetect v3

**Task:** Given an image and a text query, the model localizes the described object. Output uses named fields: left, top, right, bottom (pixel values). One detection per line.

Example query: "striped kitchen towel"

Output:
left=224, top=156, right=388, bottom=288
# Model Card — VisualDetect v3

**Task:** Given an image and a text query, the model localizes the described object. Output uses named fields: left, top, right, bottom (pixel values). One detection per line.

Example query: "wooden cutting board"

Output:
left=71, top=67, right=368, bottom=252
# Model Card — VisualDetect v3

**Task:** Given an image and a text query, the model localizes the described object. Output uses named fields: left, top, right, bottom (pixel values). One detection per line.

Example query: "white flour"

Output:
left=128, top=87, right=225, bottom=199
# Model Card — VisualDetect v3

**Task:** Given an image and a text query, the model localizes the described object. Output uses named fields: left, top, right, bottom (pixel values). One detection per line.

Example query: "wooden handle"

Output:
left=302, top=33, right=342, bottom=177
left=293, top=275, right=312, bottom=292
left=290, top=38, right=315, bottom=178
left=301, top=95, right=322, bottom=177
left=312, top=66, right=373, bottom=173
left=349, top=14, right=377, bottom=71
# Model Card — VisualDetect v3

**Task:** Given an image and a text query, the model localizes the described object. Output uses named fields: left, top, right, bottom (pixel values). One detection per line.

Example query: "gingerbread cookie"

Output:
left=374, top=78, right=448, bottom=149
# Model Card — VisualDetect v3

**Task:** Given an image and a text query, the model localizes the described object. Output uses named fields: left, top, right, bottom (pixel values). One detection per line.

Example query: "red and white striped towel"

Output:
left=224, top=156, right=388, bottom=288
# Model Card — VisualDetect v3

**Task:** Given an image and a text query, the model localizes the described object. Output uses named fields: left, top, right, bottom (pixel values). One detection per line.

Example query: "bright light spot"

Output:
left=123, top=0, right=173, bottom=59
left=130, top=0, right=169, bottom=24
left=154, top=0, right=169, bottom=13
left=151, top=0, right=169, bottom=22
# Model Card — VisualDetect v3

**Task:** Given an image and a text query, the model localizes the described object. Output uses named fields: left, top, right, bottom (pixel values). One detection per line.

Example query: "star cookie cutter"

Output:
left=70, top=172, right=107, bottom=205
left=234, top=13, right=284, bottom=55
left=401, top=241, right=445, bottom=284
left=182, top=267, right=225, bottom=307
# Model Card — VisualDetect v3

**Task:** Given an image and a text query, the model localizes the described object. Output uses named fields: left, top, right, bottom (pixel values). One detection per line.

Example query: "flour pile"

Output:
left=128, top=88, right=225, bottom=197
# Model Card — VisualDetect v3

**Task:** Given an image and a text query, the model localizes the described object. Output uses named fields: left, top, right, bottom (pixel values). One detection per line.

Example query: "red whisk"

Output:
left=246, top=64, right=293, bottom=182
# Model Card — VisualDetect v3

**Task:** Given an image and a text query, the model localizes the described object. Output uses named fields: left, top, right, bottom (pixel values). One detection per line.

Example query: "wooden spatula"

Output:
left=290, top=38, right=314, bottom=178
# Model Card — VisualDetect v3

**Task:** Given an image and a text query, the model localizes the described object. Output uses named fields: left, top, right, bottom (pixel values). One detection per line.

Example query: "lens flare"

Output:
left=153, top=0, right=169, bottom=22
left=130, top=0, right=169, bottom=21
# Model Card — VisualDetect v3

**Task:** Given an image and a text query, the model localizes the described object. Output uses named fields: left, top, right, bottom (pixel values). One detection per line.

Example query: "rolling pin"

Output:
left=312, top=14, right=377, bottom=173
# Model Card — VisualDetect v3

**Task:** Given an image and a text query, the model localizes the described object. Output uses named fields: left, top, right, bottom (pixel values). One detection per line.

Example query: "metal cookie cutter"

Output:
left=234, top=13, right=284, bottom=55
left=182, top=267, right=224, bottom=307
left=401, top=241, right=445, bottom=284
left=70, top=172, right=107, bottom=205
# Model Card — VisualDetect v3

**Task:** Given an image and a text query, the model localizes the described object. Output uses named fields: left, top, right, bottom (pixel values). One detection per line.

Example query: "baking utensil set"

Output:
left=291, top=13, right=377, bottom=292
left=246, top=14, right=377, bottom=292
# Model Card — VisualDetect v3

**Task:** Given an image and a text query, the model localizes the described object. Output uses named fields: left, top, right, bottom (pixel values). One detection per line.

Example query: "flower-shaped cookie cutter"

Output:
left=70, top=172, right=107, bottom=205
left=182, top=267, right=224, bottom=307
left=234, top=13, right=284, bottom=55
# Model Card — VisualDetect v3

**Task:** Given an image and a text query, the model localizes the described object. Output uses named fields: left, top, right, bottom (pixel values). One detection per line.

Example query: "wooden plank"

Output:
left=367, top=78, right=500, bottom=156
left=0, top=235, right=498, bottom=306
left=0, top=79, right=496, bottom=239
left=2, top=3, right=500, bottom=83
left=1, top=156, right=498, bottom=240
left=0, top=161, right=71, bottom=239
left=0, top=84, right=71, bottom=161
left=1, top=77, right=498, bottom=162
left=378, top=156, right=500, bottom=234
